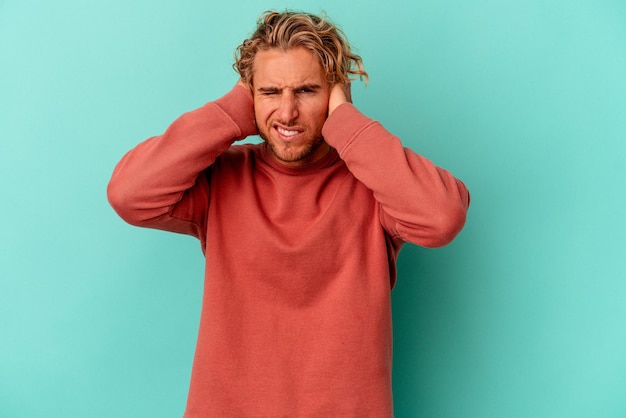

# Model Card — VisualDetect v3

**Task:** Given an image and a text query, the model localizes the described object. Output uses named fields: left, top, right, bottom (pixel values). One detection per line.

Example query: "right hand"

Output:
left=233, top=79, right=258, bottom=137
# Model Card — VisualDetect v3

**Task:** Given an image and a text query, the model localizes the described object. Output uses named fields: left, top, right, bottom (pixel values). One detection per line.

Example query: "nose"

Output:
left=277, top=92, right=298, bottom=123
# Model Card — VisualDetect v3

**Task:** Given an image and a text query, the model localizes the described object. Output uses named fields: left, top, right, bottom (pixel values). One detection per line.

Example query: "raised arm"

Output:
left=107, top=83, right=257, bottom=242
left=323, top=83, right=470, bottom=248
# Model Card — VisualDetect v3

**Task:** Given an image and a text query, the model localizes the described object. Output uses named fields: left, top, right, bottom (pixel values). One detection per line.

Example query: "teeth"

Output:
left=277, top=127, right=299, bottom=137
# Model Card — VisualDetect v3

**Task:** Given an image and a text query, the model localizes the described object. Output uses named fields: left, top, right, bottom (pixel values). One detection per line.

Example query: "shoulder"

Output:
left=209, top=142, right=265, bottom=174
left=217, top=142, right=262, bottom=162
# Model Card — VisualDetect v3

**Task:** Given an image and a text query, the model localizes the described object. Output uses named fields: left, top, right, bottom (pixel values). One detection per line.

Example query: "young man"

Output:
left=108, top=10, right=470, bottom=417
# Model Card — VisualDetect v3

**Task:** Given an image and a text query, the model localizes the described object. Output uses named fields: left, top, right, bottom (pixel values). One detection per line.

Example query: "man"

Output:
left=108, top=10, right=470, bottom=417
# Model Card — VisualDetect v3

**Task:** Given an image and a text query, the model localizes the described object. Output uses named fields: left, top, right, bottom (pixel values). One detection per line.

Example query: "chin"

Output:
left=270, top=144, right=312, bottom=163
left=261, top=128, right=325, bottom=165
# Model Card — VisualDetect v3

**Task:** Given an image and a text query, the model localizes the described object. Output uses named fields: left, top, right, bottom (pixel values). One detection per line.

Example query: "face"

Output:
left=252, top=47, right=331, bottom=167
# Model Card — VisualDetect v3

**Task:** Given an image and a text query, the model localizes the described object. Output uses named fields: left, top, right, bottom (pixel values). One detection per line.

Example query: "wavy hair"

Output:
left=234, top=10, right=368, bottom=86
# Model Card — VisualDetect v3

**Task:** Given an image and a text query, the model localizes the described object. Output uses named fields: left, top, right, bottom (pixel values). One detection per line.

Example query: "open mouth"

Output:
left=275, top=125, right=303, bottom=139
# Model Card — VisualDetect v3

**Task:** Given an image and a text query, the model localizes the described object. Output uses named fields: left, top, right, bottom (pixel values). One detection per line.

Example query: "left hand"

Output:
left=328, top=82, right=352, bottom=115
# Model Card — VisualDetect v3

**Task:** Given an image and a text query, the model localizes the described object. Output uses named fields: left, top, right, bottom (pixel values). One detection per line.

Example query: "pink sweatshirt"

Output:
left=108, top=85, right=469, bottom=417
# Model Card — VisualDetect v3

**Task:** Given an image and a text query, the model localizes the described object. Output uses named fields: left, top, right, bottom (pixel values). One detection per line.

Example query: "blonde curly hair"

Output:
left=234, top=10, right=368, bottom=86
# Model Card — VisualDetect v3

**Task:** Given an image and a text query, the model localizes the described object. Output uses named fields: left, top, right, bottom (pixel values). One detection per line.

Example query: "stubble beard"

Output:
left=259, top=129, right=325, bottom=165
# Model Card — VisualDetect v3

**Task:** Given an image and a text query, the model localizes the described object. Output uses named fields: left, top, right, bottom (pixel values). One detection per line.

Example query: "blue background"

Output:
left=1, top=0, right=625, bottom=416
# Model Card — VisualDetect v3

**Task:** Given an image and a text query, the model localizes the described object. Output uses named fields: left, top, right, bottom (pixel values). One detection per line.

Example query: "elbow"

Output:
left=402, top=197, right=469, bottom=248
left=107, top=177, right=147, bottom=227
left=427, top=203, right=468, bottom=247
left=427, top=180, right=471, bottom=247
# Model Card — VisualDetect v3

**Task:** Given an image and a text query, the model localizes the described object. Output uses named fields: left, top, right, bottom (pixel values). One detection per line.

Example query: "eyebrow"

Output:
left=256, top=84, right=323, bottom=93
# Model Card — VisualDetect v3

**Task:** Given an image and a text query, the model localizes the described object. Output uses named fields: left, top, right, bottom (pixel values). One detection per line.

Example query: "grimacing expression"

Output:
left=252, top=47, right=331, bottom=167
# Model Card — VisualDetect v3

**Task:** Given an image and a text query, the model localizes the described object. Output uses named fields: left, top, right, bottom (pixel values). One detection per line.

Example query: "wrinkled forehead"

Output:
left=252, top=47, right=328, bottom=88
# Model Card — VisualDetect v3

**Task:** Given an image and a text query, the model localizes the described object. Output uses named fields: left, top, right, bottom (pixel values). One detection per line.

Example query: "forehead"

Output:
left=252, top=47, right=327, bottom=87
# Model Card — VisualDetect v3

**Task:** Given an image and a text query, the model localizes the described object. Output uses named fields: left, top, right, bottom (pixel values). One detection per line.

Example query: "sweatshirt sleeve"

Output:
left=321, top=103, right=470, bottom=248
left=107, top=84, right=258, bottom=245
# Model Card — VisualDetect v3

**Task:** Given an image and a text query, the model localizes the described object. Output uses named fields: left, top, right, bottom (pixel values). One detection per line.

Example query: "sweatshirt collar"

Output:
left=260, top=142, right=340, bottom=175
